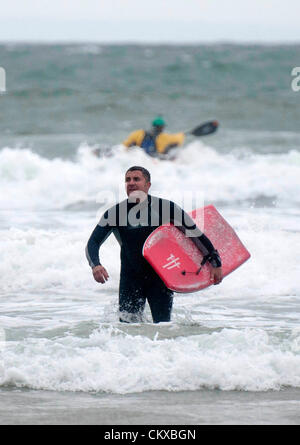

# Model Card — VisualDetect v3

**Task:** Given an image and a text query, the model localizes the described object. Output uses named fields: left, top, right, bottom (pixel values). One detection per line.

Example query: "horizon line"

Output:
left=1, top=39, right=300, bottom=45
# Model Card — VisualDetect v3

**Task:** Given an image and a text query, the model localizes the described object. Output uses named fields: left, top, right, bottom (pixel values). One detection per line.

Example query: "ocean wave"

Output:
left=1, top=326, right=299, bottom=393
left=0, top=208, right=299, bottom=297
left=0, top=143, right=300, bottom=211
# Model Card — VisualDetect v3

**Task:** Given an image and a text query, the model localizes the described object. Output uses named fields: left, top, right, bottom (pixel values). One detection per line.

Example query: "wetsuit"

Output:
left=86, top=195, right=221, bottom=323
left=123, top=130, right=185, bottom=156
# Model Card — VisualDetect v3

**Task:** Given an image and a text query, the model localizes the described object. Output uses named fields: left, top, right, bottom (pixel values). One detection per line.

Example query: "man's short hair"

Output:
left=125, top=166, right=151, bottom=183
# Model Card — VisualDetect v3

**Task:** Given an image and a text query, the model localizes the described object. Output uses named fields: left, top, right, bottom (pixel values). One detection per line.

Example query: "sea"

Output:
left=0, top=43, right=300, bottom=426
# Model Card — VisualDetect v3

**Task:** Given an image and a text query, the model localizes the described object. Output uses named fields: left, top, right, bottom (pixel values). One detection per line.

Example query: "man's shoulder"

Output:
left=150, top=195, right=177, bottom=207
left=98, top=199, right=128, bottom=225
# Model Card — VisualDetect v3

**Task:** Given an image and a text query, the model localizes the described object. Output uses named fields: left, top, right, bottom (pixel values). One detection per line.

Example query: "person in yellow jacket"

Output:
left=122, top=117, right=185, bottom=157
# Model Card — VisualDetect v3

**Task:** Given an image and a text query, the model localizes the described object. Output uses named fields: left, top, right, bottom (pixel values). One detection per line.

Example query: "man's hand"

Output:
left=210, top=267, right=223, bottom=285
left=92, top=265, right=109, bottom=284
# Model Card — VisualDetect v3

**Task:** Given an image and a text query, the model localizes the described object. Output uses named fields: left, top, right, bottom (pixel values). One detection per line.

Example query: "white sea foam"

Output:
left=0, top=326, right=299, bottom=393
left=1, top=143, right=300, bottom=211
left=0, top=226, right=120, bottom=293
left=0, top=208, right=299, bottom=298
left=0, top=142, right=299, bottom=395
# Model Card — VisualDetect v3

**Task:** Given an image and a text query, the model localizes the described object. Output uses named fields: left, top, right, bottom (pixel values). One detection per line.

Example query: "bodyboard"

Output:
left=142, top=205, right=250, bottom=293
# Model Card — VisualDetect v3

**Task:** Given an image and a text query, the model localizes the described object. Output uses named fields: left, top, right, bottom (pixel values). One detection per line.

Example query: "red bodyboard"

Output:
left=142, top=205, right=250, bottom=293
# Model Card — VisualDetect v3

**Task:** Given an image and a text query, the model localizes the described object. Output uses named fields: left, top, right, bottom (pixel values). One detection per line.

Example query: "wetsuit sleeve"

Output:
left=85, top=211, right=113, bottom=268
left=170, top=202, right=222, bottom=268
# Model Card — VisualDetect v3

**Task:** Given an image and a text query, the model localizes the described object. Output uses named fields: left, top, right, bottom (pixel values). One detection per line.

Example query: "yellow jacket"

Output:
left=123, top=129, right=185, bottom=154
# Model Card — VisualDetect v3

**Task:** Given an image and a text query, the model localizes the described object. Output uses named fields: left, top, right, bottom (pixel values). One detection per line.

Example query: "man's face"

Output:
left=125, top=170, right=151, bottom=198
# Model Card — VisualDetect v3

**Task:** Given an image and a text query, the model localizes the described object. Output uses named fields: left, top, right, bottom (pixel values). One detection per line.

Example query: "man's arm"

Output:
left=191, top=233, right=222, bottom=285
left=122, top=130, right=145, bottom=148
left=170, top=202, right=222, bottom=284
left=85, top=211, right=113, bottom=283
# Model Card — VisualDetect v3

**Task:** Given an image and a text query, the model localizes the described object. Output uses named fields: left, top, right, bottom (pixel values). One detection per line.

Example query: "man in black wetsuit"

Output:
left=86, top=166, right=222, bottom=323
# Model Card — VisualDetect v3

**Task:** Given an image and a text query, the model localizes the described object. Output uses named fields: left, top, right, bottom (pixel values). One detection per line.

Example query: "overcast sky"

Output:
left=0, top=0, right=300, bottom=43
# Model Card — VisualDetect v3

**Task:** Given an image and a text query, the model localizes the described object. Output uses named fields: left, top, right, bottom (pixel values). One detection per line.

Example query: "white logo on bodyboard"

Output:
left=162, top=254, right=181, bottom=270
